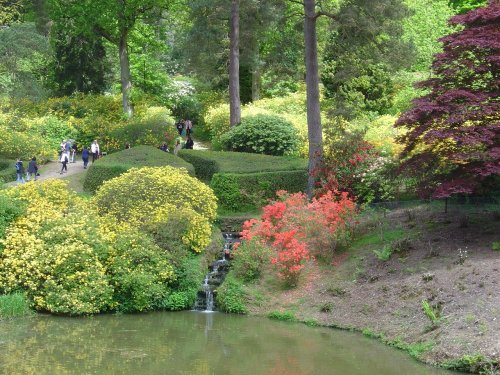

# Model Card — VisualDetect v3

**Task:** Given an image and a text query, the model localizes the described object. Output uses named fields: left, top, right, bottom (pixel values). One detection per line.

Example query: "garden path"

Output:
left=4, top=159, right=88, bottom=188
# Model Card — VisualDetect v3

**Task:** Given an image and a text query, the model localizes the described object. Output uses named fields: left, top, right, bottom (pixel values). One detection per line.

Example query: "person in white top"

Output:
left=91, top=140, right=100, bottom=163
left=185, top=119, right=193, bottom=136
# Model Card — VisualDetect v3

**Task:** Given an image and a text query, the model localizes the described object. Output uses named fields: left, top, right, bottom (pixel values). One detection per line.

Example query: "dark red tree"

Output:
left=396, top=0, right=499, bottom=198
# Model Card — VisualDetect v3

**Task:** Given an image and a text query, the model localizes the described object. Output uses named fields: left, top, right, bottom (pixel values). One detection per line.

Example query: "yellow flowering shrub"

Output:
left=93, top=167, right=218, bottom=252
left=0, top=180, right=177, bottom=314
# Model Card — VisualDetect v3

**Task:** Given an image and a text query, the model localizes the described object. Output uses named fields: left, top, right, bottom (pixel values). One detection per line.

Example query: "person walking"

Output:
left=26, top=157, right=38, bottom=181
left=15, top=158, right=25, bottom=183
left=185, top=135, right=194, bottom=150
left=91, top=140, right=100, bottom=163
left=71, top=142, right=77, bottom=163
left=176, top=120, right=184, bottom=136
left=60, top=151, right=69, bottom=174
left=81, top=146, right=90, bottom=169
left=185, top=119, right=193, bottom=136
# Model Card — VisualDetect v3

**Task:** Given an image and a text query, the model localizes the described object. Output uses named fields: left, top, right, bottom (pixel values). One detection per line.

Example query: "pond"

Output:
left=0, top=311, right=451, bottom=375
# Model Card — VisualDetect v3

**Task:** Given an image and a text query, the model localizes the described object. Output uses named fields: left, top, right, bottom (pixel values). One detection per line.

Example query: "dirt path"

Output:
left=4, top=159, right=88, bottom=188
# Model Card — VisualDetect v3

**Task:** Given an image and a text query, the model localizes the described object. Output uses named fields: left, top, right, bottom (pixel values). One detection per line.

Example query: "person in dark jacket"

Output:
left=185, top=135, right=194, bottom=150
left=81, top=146, right=90, bottom=169
left=26, top=157, right=38, bottom=181
left=15, top=158, right=25, bottom=183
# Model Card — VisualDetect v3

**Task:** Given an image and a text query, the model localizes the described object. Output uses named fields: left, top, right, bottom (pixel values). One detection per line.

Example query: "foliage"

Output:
left=231, top=239, right=272, bottom=282
left=215, top=275, right=247, bottom=314
left=0, top=124, right=55, bottom=161
left=83, top=146, right=195, bottom=193
left=322, top=0, right=415, bottom=118
left=0, top=159, right=17, bottom=183
left=492, top=242, right=500, bottom=251
left=241, top=190, right=357, bottom=284
left=396, top=2, right=500, bottom=198
left=0, top=180, right=186, bottom=315
left=267, top=310, right=296, bottom=321
left=204, top=93, right=309, bottom=156
left=109, top=107, right=177, bottom=151
left=402, top=0, right=455, bottom=71
left=93, top=166, right=217, bottom=253
left=421, top=299, right=441, bottom=326
left=0, top=194, right=25, bottom=240
left=0, top=293, right=32, bottom=319
left=220, top=114, right=299, bottom=156
left=0, top=23, right=52, bottom=101
left=50, top=22, right=108, bottom=96
left=178, top=150, right=308, bottom=182
left=373, top=245, right=393, bottom=261
left=449, top=0, right=488, bottom=14
left=211, top=170, right=308, bottom=211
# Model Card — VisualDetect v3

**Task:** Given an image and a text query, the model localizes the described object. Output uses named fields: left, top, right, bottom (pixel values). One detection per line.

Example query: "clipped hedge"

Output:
left=178, top=150, right=307, bottom=182
left=177, top=150, right=307, bottom=210
left=83, top=146, right=195, bottom=193
left=211, top=170, right=308, bottom=211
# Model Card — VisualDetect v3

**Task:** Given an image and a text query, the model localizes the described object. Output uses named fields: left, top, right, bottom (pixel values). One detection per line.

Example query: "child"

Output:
left=15, top=158, right=25, bottom=183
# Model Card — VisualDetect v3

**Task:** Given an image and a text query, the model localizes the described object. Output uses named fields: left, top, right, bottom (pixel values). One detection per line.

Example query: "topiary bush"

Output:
left=178, top=150, right=307, bottom=182
left=93, top=166, right=217, bottom=252
left=83, top=146, right=195, bottom=193
left=219, top=114, right=299, bottom=156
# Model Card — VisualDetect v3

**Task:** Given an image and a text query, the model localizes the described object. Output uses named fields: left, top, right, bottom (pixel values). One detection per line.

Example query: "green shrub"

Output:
left=0, top=159, right=17, bottom=183
left=0, top=194, right=25, bottom=240
left=219, top=114, right=299, bottom=156
left=211, top=170, right=307, bottom=211
left=267, top=311, right=296, bottom=322
left=83, top=146, right=195, bottom=193
left=204, top=92, right=310, bottom=155
left=0, top=293, right=32, bottom=319
left=216, top=275, right=247, bottom=314
left=162, top=255, right=205, bottom=311
left=108, top=231, right=175, bottom=313
left=492, top=242, right=500, bottom=251
left=162, top=291, right=193, bottom=311
left=231, top=239, right=272, bottom=282
left=109, top=107, right=177, bottom=152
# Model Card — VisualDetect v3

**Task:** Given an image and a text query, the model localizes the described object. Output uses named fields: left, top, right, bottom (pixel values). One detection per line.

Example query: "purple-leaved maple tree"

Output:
left=396, top=0, right=499, bottom=198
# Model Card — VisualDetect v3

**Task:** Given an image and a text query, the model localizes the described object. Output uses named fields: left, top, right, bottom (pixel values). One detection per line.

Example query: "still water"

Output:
left=0, top=311, right=451, bottom=375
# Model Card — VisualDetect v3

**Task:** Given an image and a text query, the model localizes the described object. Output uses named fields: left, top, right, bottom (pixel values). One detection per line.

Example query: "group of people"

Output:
left=59, top=139, right=100, bottom=174
left=15, top=119, right=197, bottom=184
left=176, top=119, right=193, bottom=136
left=15, top=157, right=38, bottom=183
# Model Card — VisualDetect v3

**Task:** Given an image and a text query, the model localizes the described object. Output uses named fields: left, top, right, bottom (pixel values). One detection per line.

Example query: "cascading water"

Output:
left=193, top=233, right=240, bottom=312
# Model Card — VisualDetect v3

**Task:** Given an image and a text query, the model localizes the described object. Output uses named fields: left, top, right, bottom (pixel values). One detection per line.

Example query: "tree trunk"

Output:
left=303, top=0, right=323, bottom=198
left=229, top=0, right=241, bottom=126
left=119, top=34, right=133, bottom=117
left=252, top=51, right=261, bottom=102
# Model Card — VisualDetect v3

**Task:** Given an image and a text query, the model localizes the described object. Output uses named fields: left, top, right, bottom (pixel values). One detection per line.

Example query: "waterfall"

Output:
left=193, top=232, right=240, bottom=312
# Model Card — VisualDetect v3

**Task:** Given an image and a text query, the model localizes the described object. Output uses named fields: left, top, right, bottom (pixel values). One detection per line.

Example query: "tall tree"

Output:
left=321, top=0, right=414, bottom=119
left=48, top=0, right=173, bottom=116
left=229, top=0, right=241, bottom=126
left=396, top=1, right=500, bottom=198
left=51, top=23, right=108, bottom=95
left=303, top=0, right=323, bottom=197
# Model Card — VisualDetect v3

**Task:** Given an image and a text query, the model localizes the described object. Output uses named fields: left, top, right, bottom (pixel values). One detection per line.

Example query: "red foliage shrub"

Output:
left=240, top=190, right=357, bottom=285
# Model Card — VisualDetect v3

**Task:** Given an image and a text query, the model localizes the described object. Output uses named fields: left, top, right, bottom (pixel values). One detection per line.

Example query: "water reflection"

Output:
left=0, top=312, right=451, bottom=375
